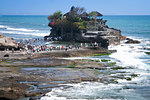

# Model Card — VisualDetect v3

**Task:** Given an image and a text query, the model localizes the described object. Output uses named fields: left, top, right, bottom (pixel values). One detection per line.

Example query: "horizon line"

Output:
left=1, top=14, right=150, bottom=16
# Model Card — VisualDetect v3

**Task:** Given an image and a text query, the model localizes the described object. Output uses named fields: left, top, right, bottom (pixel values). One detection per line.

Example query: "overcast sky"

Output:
left=0, top=0, right=150, bottom=15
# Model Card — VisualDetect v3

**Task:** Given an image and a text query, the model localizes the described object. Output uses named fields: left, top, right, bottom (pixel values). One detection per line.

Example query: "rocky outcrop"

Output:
left=79, top=27, right=122, bottom=47
left=45, top=24, right=122, bottom=48
left=0, top=33, right=17, bottom=50
left=125, top=38, right=141, bottom=44
left=45, top=6, right=123, bottom=48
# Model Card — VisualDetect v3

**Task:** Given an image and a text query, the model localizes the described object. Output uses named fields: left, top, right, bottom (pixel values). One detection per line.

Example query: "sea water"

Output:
left=0, top=15, right=50, bottom=39
left=1, top=15, right=150, bottom=100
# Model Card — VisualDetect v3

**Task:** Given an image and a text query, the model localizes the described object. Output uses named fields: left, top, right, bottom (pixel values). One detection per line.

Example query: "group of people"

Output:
left=5, top=37, right=101, bottom=56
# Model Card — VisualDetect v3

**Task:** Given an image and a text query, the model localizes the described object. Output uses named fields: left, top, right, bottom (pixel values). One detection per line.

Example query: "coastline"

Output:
left=0, top=47, right=110, bottom=99
left=0, top=15, right=150, bottom=100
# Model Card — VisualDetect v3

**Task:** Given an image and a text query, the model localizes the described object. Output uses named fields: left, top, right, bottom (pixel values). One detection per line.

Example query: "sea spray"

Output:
left=40, top=82, right=145, bottom=100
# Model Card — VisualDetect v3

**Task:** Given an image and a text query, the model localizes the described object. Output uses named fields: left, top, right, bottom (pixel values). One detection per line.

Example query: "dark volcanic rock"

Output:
left=125, top=38, right=140, bottom=44
left=0, top=97, right=12, bottom=100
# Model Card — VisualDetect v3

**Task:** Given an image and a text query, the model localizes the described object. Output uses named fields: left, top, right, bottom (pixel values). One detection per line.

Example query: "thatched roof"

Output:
left=95, top=11, right=103, bottom=16
left=80, top=12, right=89, bottom=17
left=64, top=12, right=71, bottom=16
left=89, top=11, right=103, bottom=17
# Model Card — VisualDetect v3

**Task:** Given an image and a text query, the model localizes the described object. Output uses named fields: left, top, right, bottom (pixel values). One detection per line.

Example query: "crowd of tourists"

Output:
left=4, top=38, right=101, bottom=56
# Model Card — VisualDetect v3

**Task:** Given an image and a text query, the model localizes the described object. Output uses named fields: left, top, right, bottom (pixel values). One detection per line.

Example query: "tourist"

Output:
left=12, top=48, right=14, bottom=53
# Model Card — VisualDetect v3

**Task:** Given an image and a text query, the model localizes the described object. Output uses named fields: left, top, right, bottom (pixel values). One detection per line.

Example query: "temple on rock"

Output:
left=45, top=6, right=123, bottom=48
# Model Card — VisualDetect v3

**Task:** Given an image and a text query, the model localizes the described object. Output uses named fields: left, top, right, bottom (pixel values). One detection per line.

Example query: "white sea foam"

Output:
left=0, top=25, right=8, bottom=28
left=41, top=82, right=124, bottom=100
left=41, top=82, right=146, bottom=100
left=0, top=30, right=49, bottom=36
left=6, top=27, right=39, bottom=32
left=0, top=25, right=38, bottom=32
left=0, top=24, right=50, bottom=36
left=109, top=42, right=149, bottom=70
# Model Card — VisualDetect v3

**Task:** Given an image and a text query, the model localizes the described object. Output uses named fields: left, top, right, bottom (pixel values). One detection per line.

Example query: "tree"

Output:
left=48, top=11, right=62, bottom=21
left=53, top=11, right=62, bottom=19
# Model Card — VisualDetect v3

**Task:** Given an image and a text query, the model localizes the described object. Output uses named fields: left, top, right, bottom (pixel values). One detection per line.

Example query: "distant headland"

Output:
left=45, top=6, right=124, bottom=48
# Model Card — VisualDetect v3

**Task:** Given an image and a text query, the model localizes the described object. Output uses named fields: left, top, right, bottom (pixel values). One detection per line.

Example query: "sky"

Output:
left=0, top=0, right=150, bottom=15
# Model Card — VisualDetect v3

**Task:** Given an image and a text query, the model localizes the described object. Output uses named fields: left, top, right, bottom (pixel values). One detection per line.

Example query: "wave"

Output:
left=0, top=24, right=49, bottom=37
left=0, top=25, right=8, bottom=28
left=109, top=40, right=149, bottom=70
left=0, top=30, right=49, bottom=37
left=40, top=82, right=146, bottom=100
left=0, top=24, right=39, bottom=32
left=6, top=27, right=39, bottom=32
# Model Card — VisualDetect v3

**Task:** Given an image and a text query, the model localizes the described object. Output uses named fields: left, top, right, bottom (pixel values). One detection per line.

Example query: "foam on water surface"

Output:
left=109, top=41, right=149, bottom=70
left=41, top=82, right=147, bottom=100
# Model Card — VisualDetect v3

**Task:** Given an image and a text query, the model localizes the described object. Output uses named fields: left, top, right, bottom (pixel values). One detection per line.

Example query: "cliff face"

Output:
left=79, top=27, right=122, bottom=47
left=0, top=33, right=17, bottom=50
left=45, top=22, right=122, bottom=48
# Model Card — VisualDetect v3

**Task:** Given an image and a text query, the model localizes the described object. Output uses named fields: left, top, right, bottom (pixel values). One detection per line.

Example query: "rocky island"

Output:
left=45, top=6, right=123, bottom=48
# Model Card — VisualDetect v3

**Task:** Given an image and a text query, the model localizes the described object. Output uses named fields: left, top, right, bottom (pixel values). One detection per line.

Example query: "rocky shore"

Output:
left=0, top=44, right=140, bottom=100
left=0, top=47, right=110, bottom=100
left=0, top=33, right=142, bottom=100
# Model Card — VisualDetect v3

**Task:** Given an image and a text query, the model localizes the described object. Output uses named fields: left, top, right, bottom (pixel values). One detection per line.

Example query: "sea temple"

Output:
left=45, top=6, right=123, bottom=48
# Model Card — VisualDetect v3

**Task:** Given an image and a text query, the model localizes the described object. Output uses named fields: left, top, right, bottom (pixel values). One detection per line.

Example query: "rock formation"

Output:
left=45, top=6, right=123, bottom=48
left=0, top=33, right=17, bottom=50
left=125, top=38, right=141, bottom=44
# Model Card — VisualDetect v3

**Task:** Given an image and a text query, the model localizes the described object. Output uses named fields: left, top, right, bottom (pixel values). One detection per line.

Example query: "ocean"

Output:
left=1, top=15, right=150, bottom=100
left=0, top=15, right=50, bottom=39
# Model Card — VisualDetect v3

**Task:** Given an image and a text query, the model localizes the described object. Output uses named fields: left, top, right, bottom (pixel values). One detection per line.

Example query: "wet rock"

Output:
left=0, top=97, right=12, bottom=100
left=120, top=36, right=126, bottom=40
left=145, top=52, right=150, bottom=55
left=0, top=33, right=17, bottom=50
left=4, top=54, right=9, bottom=57
left=125, top=38, right=140, bottom=44
left=29, top=96, right=41, bottom=100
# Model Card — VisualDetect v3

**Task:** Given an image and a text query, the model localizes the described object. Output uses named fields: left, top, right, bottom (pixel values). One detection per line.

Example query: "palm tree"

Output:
left=48, top=11, right=62, bottom=22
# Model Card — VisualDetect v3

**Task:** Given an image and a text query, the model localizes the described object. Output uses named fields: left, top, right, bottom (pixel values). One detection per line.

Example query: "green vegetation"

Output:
left=145, top=52, right=150, bottom=55
left=48, top=11, right=62, bottom=21
left=126, top=77, right=132, bottom=81
left=111, top=66, right=125, bottom=70
left=107, top=62, right=116, bottom=66
left=131, top=74, right=138, bottom=77
left=101, top=59, right=111, bottom=62
left=68, top=65, right=76, bottom=68
left=93, top=53, right=110, bottom=56
left=48, top=6, right=87, bottom=39
left=93, top=69, right=103, bottom=76
left=81, top=59, right=99, bottom=62
left=47, top=6, right=104, bottom=41
left=0, top=60, right=16, bottom=63
left=0, top=60, right=5, bottom=63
